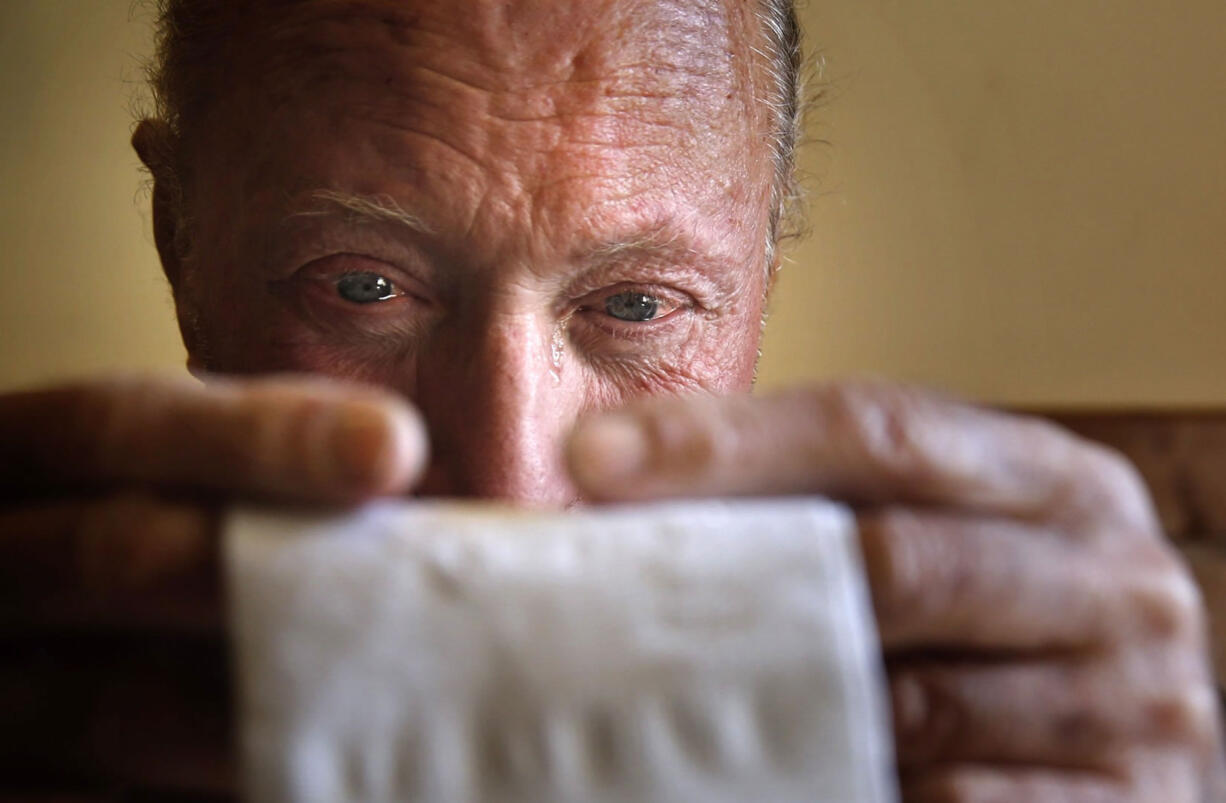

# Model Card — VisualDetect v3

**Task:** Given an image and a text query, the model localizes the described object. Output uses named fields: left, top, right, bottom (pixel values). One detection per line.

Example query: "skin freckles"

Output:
left=172, top=0, right=775, bottom=504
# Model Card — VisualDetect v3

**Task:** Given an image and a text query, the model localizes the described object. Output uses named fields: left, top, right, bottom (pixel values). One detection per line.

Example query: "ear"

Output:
left=132, top=119, right=206, bottom=371
left=132, top=119, right=185, bottom=288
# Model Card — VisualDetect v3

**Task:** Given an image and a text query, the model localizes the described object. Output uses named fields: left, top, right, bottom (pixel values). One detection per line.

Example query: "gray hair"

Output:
left=756, top=0, right=809, bottom=265
left=141, top=0, right=812, bottom=265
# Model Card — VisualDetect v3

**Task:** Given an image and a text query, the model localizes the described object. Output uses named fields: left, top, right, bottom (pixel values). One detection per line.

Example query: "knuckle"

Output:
left=1147, top=684, right=1220, bottom=747
left=824, top=383, right=926, bottom=478
left=243, top=391, right=314, bottom=477
left=1119, top=750, right=1212, bottom=803
left=1127, top=549, right=1206, bottom=641
left=218, top=381, right=337, bottom=491
left=1080, top=441, right=1160, bottom=532
left=644, top=397, right=723, bottom=470
left=903, top=768, right=989, bottom=803
left=67, top=377, right=186, bottom=478
left=53, top=383, right=123, bottom=471
left=75, top=493, right=217, bottom=594
left=890, top=668, right=965, bottom=767
left=857, top=511, right=930, bottom=634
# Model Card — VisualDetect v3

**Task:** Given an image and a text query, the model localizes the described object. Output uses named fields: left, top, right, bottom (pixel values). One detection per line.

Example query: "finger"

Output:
left=902, top=765, right=1125, bottom=803
left=0, top=374, right=428, bottom=504
left=1113, top=747, right=1218, bottom=803
left=902, top=749, right=1205, bottom=803
left=890, top=656, right=1217, bottom=772
left=566, top=383, right=1156, bottom=531
left=862, top=510, right=1202, bottom=650
left=0, top=493, right=222, bottom=632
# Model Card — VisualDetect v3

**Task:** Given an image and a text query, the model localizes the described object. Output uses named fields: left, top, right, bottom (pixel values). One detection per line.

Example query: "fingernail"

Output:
left=329, top=401, right=427, bottom=494
left=569, top=413, right=651, bottom=487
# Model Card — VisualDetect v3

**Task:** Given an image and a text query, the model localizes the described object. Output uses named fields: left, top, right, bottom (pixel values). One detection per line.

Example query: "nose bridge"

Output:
left=473, top=311, right=557, bottom=449
left=419, top=307, right=578, bottom=505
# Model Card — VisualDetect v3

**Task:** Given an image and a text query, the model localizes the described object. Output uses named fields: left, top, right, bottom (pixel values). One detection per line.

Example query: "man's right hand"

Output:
left=0, top=374, right=427, bottom=794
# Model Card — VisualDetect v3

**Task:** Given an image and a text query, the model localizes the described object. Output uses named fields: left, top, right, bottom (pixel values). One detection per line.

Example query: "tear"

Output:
left=550, top=315, right=571, bottom=384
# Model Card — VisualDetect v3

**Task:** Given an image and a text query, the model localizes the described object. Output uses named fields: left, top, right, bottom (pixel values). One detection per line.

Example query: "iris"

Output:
left=337, top=273, right=397, bottom=304
left=605, top=292, right=660, bottom=322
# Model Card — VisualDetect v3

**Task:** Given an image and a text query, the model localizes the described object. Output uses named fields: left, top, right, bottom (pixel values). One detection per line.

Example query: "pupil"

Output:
left=606, top=292, right=659, bottom=322
left=337, top=273, right=394, bottom=304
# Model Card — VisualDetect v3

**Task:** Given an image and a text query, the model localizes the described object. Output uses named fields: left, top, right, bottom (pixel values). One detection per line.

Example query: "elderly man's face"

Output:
left=172, top=0, right=776, bottom=505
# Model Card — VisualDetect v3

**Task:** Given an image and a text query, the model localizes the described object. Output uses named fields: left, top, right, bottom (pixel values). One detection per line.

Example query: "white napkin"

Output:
left=225, top=499, right=897, bottom=803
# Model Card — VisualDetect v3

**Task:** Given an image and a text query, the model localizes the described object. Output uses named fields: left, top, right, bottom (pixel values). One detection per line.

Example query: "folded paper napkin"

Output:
left=226, top=499, right=897, bottom=803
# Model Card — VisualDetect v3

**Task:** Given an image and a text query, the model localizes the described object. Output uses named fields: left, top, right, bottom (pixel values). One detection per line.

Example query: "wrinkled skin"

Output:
left=168, top=0, right=772, bottom=506
left=0, top=1, right=1221, bottom=800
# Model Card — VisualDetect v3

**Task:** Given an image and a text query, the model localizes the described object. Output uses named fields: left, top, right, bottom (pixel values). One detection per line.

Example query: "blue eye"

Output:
left=336, top=272, right=398, bottom=304
left=605, top=291, right=660, bottom=322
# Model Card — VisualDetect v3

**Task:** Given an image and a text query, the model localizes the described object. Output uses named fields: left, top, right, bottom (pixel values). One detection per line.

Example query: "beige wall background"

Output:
left=2, top=1, right=1224, bottom=406
left=0, top=1, right=184, bottom=388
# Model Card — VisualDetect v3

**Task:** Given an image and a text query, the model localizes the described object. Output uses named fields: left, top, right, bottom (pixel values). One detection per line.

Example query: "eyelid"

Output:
left=573, top=282, right=690, bottom=314
left=571, top=285, right=691, bottom=337
left=292, top=253, right=434, bottom=303
left=266, top=212, right=434, bottom=279
left=559, top=262, right=721, bottom=315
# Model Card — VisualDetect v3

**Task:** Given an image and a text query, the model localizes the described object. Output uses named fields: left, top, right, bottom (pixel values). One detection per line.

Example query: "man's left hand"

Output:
left=568, top=382, right=1224, bottom=802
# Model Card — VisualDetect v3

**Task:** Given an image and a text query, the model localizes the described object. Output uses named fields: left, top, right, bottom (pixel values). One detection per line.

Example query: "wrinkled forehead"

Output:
left=252, top=0, right=752, bottom=82
left=186, top=0, right=775, bottom=264
left=162, top=0, right=784, bottom=286
left=215, top=0, right=766, bottom=136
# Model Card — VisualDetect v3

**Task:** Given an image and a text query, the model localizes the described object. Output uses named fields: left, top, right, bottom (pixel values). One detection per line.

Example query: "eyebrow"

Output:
left=282, top=191, right=738, bottom=290
left=287, top=194, right=705, bottom=263
left=286, top=190, right=435, bottom=236
left=564, top=220, right=737, bottom=311
left=582, top=220, right=709, bottom=268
